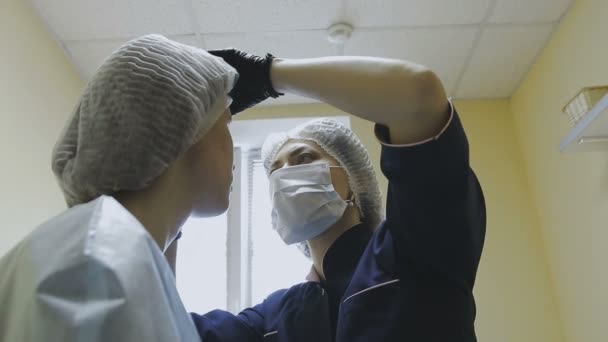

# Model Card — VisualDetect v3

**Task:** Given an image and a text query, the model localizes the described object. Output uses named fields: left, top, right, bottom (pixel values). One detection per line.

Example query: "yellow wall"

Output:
left=511, top=0, right=608, bottom=341
left=0, top=0, right=84, bottom=253
left=240, top=100, right=564, bottom=341
left=456, top=100, right=564, bottom=341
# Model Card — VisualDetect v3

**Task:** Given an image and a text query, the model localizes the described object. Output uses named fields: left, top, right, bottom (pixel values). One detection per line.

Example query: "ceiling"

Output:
left=30, top=0, right=573, bottom=106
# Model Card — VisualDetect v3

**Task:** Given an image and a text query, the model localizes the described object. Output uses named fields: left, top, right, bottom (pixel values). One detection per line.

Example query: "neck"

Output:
left=114, top=174, right=191, bottom=252
left=308, top=205, right=362, bottom=281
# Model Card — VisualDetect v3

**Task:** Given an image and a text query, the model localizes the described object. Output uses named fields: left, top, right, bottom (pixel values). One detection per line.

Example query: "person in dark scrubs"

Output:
left=189, top=50, right=486, bottom=342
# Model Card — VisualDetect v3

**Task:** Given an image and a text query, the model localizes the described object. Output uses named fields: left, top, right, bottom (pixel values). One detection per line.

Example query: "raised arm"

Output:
left=270, top=56, right=449, bottom=144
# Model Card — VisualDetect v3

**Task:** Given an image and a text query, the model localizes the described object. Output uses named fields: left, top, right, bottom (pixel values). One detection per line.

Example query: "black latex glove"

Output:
left=209, top=49, right=283, bottom=115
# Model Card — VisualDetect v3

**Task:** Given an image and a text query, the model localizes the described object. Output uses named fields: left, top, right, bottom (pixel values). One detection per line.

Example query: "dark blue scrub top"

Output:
left=191, top=103, right=486, bottom=342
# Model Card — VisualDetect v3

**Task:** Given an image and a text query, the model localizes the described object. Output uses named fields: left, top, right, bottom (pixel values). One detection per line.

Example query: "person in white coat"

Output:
left=0, top=34, right=240, bottom=342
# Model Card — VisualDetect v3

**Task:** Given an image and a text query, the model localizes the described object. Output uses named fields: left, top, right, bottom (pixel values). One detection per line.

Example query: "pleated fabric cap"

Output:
left=262, top=118, right=384, bottom=257
left=52, top=34, right=238, bottom=207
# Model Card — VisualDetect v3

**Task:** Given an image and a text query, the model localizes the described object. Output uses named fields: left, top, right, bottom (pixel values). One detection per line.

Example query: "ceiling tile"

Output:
left=344, top=27, right=478, bottom=95
left=30, top=0, right=192, bottom=41
left=488, top=0, right=573, bottom=24
left=204, top=31, right=337, bottom=58
left=37, top=0, right=575, bottom=103
left=455, top=24, right=555, bottom=98
left=346, top=0, right=491, bottom=27
left=193, top=0, right=342, bottom=34
left=64, top=35, right=198, bottom=80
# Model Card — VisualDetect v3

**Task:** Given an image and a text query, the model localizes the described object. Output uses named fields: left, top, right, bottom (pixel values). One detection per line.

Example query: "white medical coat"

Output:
left=0, top=196, right=200, bottom=342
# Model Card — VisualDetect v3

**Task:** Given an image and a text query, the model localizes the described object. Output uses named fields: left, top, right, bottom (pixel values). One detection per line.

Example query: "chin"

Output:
left=191, top=196, right=230, bottom=218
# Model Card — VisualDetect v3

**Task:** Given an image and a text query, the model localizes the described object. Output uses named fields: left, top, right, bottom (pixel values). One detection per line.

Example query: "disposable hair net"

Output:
left=261, top=118, right=384, bottom=257
left=52, top=34, right=238, bottom=207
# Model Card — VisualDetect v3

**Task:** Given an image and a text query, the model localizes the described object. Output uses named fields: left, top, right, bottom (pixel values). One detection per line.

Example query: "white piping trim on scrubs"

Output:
left=374, top=98, right=455, bottom=148
left=264, top=331, right=278, bottom=338
left=342, top=279, right=401, bottom=304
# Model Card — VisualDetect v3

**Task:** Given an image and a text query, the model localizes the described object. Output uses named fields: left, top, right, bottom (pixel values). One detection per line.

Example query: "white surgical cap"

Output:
left=52, top=34, right=238, bottom=207
left=261, top=118, right=385, bottom=257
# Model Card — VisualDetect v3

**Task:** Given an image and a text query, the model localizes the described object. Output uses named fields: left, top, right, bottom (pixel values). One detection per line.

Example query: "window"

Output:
left=176, top=214, right=227, bottom=313
left=176, top=116, right=351, bottom=314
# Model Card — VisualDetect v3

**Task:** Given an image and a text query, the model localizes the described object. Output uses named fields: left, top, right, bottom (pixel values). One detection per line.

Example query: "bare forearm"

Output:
left=270, top=56, right=449, bottom=144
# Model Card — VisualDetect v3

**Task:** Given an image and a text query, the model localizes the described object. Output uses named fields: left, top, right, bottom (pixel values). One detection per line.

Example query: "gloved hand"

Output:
left=208, top=49, right=283, bottom=115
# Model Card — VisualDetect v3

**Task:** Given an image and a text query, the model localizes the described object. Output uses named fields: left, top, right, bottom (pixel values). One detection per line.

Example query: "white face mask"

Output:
left=269, top=163, right=351, bottom=245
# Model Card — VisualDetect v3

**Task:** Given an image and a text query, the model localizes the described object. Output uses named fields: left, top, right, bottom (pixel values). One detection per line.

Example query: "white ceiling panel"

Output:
left=32, top=0, right=574, bottom=102
left=455, top=24, right=555, bottom=98
left=64, top=35, right=198, bottom=80
left=204, top=31, right=337, bottom=58
left=345, top=27, right=478, bottom=95
left=29, top=0, right=193, bottom=41
left=489, top=0, right=573, bottom=24
left=346, top=0, right=491, bottom=27
left=193, top=0, right=342, bottom=34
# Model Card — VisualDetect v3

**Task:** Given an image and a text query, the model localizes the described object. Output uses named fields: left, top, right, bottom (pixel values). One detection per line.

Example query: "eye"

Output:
left=297, top=152, right=314, bottom=164
left=269, top=162, right=282, bottom=174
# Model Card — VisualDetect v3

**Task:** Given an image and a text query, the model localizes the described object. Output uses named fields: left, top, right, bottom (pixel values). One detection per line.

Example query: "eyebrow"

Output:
left=270, top=146, right=310, bottom=170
